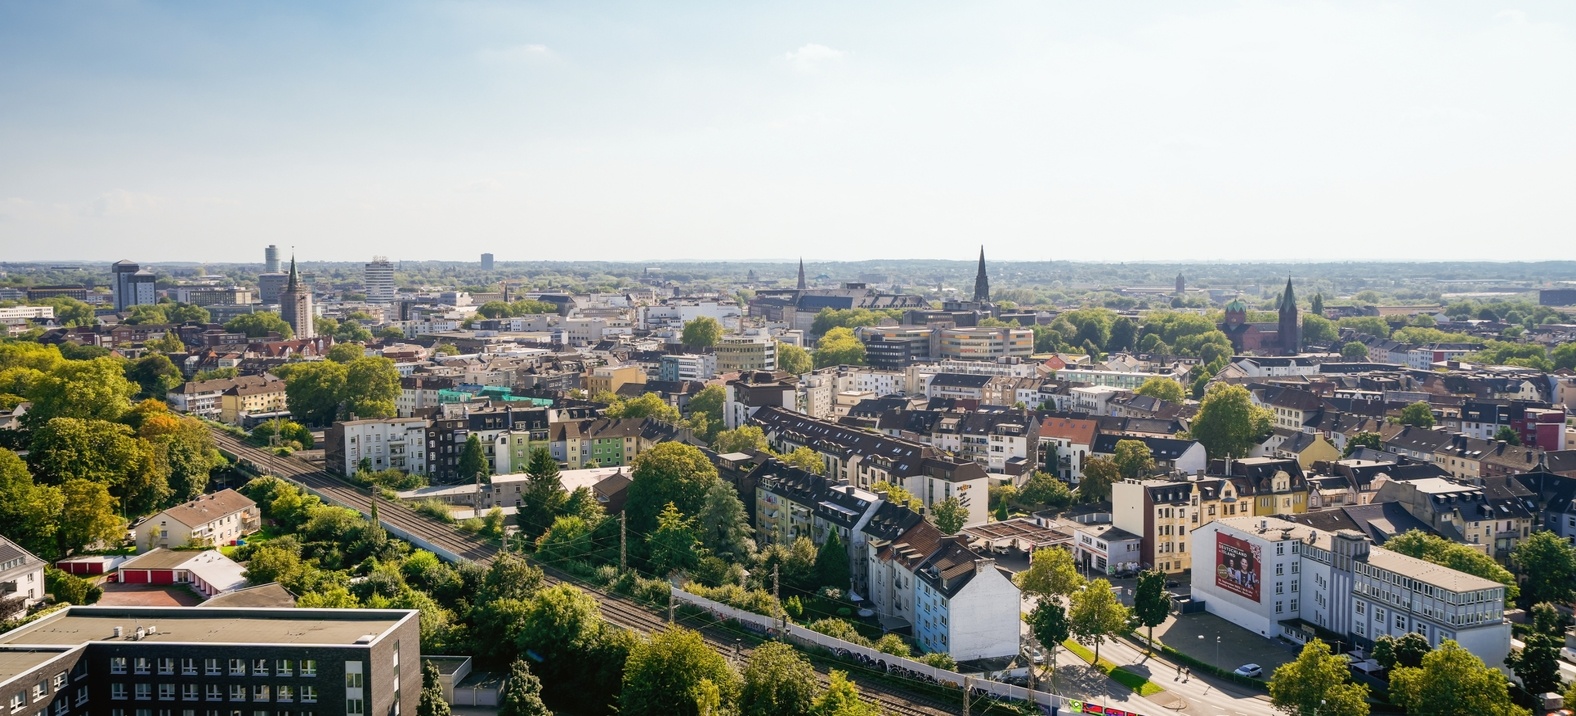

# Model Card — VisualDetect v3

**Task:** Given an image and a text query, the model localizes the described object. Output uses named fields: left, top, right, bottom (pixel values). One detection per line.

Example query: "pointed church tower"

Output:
left=973, top=246, right=990, bottom=303
left=279, top=254, right=315, bottom=340
left=1278, top=276, right=1300, bottom=354
left=797, top=258, right=807, bottom=290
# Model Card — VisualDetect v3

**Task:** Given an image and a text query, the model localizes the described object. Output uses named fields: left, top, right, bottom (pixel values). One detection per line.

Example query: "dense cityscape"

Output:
left=1, top=252, right=1575, bottom=716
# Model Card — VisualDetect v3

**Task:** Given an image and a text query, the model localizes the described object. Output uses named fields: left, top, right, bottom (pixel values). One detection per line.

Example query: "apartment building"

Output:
left=865, top=523, right=1020, bottom=661
left=167, top=375, right=282, bottom=422
left=1192, top=516, right=1510, bottom=668
left=935, top=327, right=1032, bottom=362
left=1037, top=417, right=1099, bottom=483
left=549, top=418, right=671, bottom=469
left=325, top=418, right=431, bottom=476
left=1374, top=477, right=1534, bottom=558
left=0, top=537, right=45, bottom=620
left=723, top=371, right=798, bottom=430
left=0, top=606, right=419, bottom=716
left=133, top=490, right=259, bottom=552
left=218, top=379, right=289, bottom=426
left=715, top=332, right=777, bottom=373
left=1112, top=476, right=1242, bottom=574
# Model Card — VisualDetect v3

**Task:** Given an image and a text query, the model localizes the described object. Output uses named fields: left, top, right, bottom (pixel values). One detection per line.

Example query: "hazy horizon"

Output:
left=3, top=2, right=1573, bottom=263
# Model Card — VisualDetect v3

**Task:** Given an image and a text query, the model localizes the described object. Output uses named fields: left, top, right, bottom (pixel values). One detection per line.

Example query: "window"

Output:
left=52, top=673, right=66, bottom=690
left=345, top=669, right=363, bottom=689
left=158, top=659, right=175, bottom=675
left=252, top=660, right=269, bottom=677
left=229, top=687, right=245, bottom=703
left=183, top=686, right=198, bottom=702
left=111, top=685, right=127, bottom=701
left=229, top=660, right=245, bottom=677
left=300, top=688, right=316, bottom=705
left=135, top=658, right=151, bottom=675
left=30, top=685, right=45, bottom=702
left=135, top=685, right=151, bottom=701
left=251, top=687, right=268, bottom=704
left=300, top=661, right=316, bottom=678
left=274, top=660, right=292, bottom=677
left=182, top=659, right=197, bottom=676
left=111, top=658, right=128, bottom=675
left=276, top=687, right=292, bottom=704
left=159, top=685, right=175, bottom=701
left=205, top=659, right=220, bottom=676
left=206, top=687, right=221, bottom=703
left=1276, top=564, right=1284, bottom=576
left=1290, top=599, right=1299, bottom=611
left=11, top=694, right=25, bottom=712
left=345, top=702, right=363, bottom=716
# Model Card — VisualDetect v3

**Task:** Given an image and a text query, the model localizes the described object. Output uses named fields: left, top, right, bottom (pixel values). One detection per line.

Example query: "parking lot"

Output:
left=1153, top=611, right=1299, bottom=675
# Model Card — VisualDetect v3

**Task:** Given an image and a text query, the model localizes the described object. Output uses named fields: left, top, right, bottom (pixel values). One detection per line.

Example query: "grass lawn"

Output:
left=1063, top=639, right=1166, bottom=697
left=219, top=524, right=282, bottom=558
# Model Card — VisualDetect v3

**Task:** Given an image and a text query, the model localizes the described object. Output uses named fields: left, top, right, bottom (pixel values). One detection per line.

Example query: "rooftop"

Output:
left=0, top=607, right=413, bottom=648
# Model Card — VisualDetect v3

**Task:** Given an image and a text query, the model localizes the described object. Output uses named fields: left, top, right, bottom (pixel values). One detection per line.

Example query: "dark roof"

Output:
left=1092, top=434, right=1198, bottom=461
left=929, top=373, right=993, bottom=389
left=1280, top=502, right=1439, bottom=544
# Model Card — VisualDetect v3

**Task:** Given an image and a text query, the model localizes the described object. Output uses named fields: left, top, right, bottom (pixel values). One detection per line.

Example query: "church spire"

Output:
left=1280, top=275, right=1296, bottom=311
left=286, top=254, right=299, bottom=292
left=973, top=246, right=990, bottom=303
left=797, top=258, right=806, bottom=290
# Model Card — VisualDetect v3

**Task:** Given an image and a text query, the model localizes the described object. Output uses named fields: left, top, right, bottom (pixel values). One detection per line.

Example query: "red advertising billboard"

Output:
left=1214, top=532, right=1261, bottom=602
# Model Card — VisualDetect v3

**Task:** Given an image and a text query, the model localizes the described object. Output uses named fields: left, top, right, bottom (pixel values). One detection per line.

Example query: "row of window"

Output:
left=109, top=660, right=317, bottom=678
left=9, top=684, right=86, bottom=714
left=111, top=709, right=318, bottom=716
left=109, top=685, right=319, bottom=703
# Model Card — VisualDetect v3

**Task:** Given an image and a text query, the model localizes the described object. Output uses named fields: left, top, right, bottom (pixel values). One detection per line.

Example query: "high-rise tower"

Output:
left=364, top=257, right=395, bottom=304
left=264, top=245, right=280, bottom=274
left=972, top=246, right=990, bottom=303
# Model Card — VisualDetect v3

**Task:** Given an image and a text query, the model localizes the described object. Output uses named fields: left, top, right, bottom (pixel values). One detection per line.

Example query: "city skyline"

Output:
left=2, top=2, right=1574, bottom=262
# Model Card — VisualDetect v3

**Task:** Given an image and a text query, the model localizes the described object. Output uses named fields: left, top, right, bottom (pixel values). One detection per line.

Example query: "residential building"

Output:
left=167, top=375, right=281, bottom=421
left=925, top=373, right=992, bottom=402
left=0, top=606, right=420, bottom=716
left=219, top=377, right=289, bottom=426
left=1374, top=477, right=1533, bottom=558
left=658, top=353, right=717, bottom=382
left=724, top=371, right=798, bottom=429
left=1037, top=417, right=1099, bottom=483
left=111, top=260, right=157, bottom=311
left=865, top=519, right=1020, bottom=661
left=1219, top=457, right=1313, bottom=517
left=1072, top=523, right=1143, bottom=576
left=1191, top=516, right=1510, bottom=668
left=1092, top=434, right=1207, bottom=476
left=325, top=417, right=432, bottom=476
left=133, top=490, right=260, bottom=552
left=585, top=364, right=646, bottom=397
left=1112, top=476, right=1238, bottom=574
left=0, top=537, right=45, bottom=620
left=549, top=418, right=670, bottom=469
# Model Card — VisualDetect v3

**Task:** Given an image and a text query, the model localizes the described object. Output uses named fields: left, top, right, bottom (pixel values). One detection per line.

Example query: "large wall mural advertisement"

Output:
left=1215, top=532, right=1261, bottom=602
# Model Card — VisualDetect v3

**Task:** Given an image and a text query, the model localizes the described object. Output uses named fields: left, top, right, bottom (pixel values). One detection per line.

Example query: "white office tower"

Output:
left=264, top=244, right=280, bottom=274
left=364, top=257, right=396, bottom=304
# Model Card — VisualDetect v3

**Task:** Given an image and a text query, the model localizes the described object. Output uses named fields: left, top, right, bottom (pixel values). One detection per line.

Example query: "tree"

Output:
left=688, top=386, right=726, bottom=442
left=648, top=502, right=701, bottom=576
left=326, top=343, right=363, bottom=363
left=695, top=480, right=753, bottom=561
left=1068, top=579, right=1130, bottom=664
left=126, top=354, right=183, bottom=398
left=1389, top=640, right=1529, bottom=716
left=458, top=434, right=489, bottom=484
left=280, top=361, right=348, bottom=426
left=29, top=417, right=169, bottom=514
left=139, top=413, right=220, bottom=503
left=1077, top=456, right=1119, bottom=503
left=1132, top=570, right=1169, bottom=647
left=1341, top=341, right=1369, bottom=361
left=929, top=496, right=968, bottom=535
left=514, top=584, right=604, bottom=673
left=1302, top=314, right=1338, bottom=345
left=1189, top=383, right=1273, bottom=460
left=35, top=297, right=94, bottom=327
left=1397, top=401, right=1435, bottom=428
left=1268, top=640, right=1369, bottom=716
left=26, top=356, right=137, bottom=425
left=810, top=670, right=881, bottom=716
left=1026, top=600, right=1070, bottom=684
left=1109, top=316, right=1137, bottom=353
left=517, top=447, right=567, bottom=540
left=224, top=312, right=292, bottom=339
left=1386, top=530, right=1517, bottom=600
left=498, top=659, right=552, bottom=716
left=166, top=303, right=210, bottom=324
left=57, top=478, right=123, bottom=555
left=122, top=304, right=169, bottom=325
left=535, top=516, right=596, bottom=564
left=1506, top=624, right=1562, bottom=696
left=1016, top=471, right=1072, bottom=511
left=738, top=642, right=817, bottom=716
left=1512, top=530, right=1576, bottom=606
left=1372, top=632, right=1431, bottom=669
left=626, top=443, right=720, bottom=536
left=1134, top=377, right=1184, bottom=403
left=244, top=545, right=304, bottom=587
left=1493, top=425, right=1522, bottom=446
left=814, top=530, right=852, bottom=590
left=418, top=660, right=453, bottom=716
left=1310, top=293, right=1324, bottom=316
left=713, top=425, right=769, bottom=455
left=874, top=633, right=911, bottom=657
left=681, top=317, right=723, bottom=349
left=779, top=447, right=825, bottom=475
left=1112, top=439, right=1155, bottom=480
left=620, top=626, right=739, bottom=716
left=0, top=449, right=64, bottom=559
left=813, top=327, right=866, bottom=368
left=1342, top=431, right=1382, bottom=457
left=777, top=342, right=812, bottom=374
left=343, top=356, right=400, bottom=418
left=1016, top=547, right=1083, bottom=598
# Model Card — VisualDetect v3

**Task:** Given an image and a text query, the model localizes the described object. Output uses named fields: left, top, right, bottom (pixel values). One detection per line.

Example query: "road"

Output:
left=211, top=429, right=963, bottom=716
left=1095, top=634, right=1280, bottom=716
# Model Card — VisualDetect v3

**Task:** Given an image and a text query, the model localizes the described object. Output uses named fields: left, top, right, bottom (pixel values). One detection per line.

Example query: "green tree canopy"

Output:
left=625, top=443, right=720, bottom=536
left=1134, top=376, right=1184, bottom=403
left=1385, top=530, right=1517, bottom=600
left=776, top=342, right=812, bottom=374
left=0, top=449, right=65, bottom=559
left=224, top=311, right=293, bottom=339
left=813, top=327, right=866, bottom=368
left=712, top=425, right=769, bottom=455
left=1341, top=341, right=1369, bottom=361
left=695, top=479, right=753, bottom=562
left=929, top=496, right=968, bottom=535
left=681, top=317, right=723, bottom=349
left=738, top=642, right=816, bottom=716
left=326, top=343, right=364, bottom=363
left=814, top=530, right=852, bottom=591
left=1026, top=600, right=1070, bottom=681
left=1112, top=439, right=1156, bottom=479
left=620, top=626, right=740, bottom=716
left=57, top=478, right=124, bottom=555
left=1189, top=382, right=1273, bottom=459
left=26, top=356, right=137, bottom=425
left=1016, top=546, right=1083, bottom=598
left=125, top=354, right=184, bottom=399
left=810, top=670, right=880, bottom=716
left=1268, top=640, right=1370, bottom=716
left=1397, top=401, right=1436, bottom=428
left=1068, top=579, right=1131, bottom=664
left=498, top=659, right=552, bottom=716
left=1132, top=570, right=1169, bottom=645
left=1389, top=640, right=1528, bottom=716
left=458, top=434, right=489, bottom=483
left=1077, top=456, right=1119, bottom=503
left=1512, top=530, right=1576, bottom=606
left=647, top=502, right=701, bottom=576
left=1301, top=314, right=1338, bottom=345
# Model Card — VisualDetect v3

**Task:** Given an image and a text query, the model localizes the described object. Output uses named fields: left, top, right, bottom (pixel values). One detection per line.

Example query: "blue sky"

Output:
left=1, top=1, right=1573, bottom=263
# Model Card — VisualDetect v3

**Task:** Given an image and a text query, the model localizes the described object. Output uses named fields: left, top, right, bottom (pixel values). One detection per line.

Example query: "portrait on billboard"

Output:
left=1215, top=532, right=1261, bottom=602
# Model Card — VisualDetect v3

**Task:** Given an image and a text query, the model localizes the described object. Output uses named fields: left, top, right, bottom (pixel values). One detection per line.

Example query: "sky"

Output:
left=1, top=1, right=1573, bottom=264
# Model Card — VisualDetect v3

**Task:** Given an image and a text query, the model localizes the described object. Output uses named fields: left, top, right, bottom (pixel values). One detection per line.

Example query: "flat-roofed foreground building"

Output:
left=1192, top=516, right=1510, bottom=668
left=0, top=606, right=418, bottom=716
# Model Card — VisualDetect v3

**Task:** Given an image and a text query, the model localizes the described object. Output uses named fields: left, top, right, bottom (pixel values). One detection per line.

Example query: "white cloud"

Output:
left=476, top=44, right=558, bottom=64
left=782, top=43, right=845, bottom=72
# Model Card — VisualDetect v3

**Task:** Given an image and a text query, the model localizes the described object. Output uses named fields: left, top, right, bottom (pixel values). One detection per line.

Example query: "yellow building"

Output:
left=937, top=327, right=1033, bottom=361
left=219, top=378, right=288, bottom=424
left=1226, top=457, right=1312, bottom=516
left=585, top=364, right=647, bottom=396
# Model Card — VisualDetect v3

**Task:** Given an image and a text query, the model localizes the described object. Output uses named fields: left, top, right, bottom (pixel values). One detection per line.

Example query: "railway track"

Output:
left=212, top=430, right=965, bottom=715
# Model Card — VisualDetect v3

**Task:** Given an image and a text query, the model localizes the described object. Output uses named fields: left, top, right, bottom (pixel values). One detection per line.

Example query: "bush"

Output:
left=687, top=583, right=781, bottom=617
left=45, top=568, right=100, bottom=605
left=412, top=499, right=455, bottom=524
left=806, top=618, right=872, bottom=648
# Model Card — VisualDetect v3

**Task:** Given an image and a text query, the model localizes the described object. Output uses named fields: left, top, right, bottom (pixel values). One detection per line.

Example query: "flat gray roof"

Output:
left=0, top=649, right=75, bottom=684
left=0, top=607, right=413, bottom=648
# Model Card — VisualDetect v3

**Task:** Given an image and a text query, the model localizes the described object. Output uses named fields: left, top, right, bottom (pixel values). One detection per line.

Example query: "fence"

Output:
left=671, top=587, right=1159, bottom=716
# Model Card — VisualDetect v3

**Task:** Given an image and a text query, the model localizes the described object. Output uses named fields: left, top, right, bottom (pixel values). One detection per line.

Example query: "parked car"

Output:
left=1233, top=664, right=1263, bottom=679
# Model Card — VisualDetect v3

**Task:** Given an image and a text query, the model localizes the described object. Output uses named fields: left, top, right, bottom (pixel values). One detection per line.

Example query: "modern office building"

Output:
left=0, top=606, right=420, bottom=716
left=111, top=261, right=157, bottom=312
left=479, top=254, right=493, bottom=271
left=264, top=245, right=280, bottom=274
left=715, top=332, right=777, bottom=373
left=257, top=274, right=289, bottom=305
left=278, top=257, right=315, bottom=340
left=364, top=259, right=395, bottom=304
